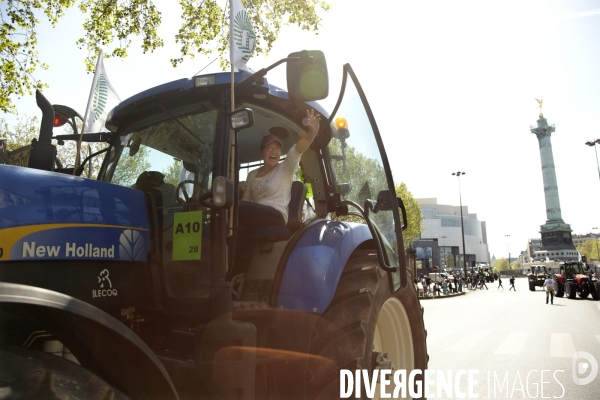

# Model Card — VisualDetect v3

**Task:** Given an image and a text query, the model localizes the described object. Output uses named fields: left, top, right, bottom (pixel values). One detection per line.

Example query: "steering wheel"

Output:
left=176, top=180, right=196, bottom=204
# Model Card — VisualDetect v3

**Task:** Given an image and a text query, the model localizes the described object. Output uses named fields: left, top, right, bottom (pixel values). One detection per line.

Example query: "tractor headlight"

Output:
left=194, top=75, right=216, bottom=87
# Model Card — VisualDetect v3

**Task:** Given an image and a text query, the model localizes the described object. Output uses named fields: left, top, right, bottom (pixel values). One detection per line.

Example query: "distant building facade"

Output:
left=524, top=234, right=595, bottom=263
left=416, top=198, right=490, bottom=271
left=525, top=238, right=543, bottom=262
left=572, top=233, right=599, bottom=248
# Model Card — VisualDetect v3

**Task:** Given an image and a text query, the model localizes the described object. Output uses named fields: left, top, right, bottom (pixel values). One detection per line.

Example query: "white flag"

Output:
left=230, top=0, right=256, bottom=71
left=83, top=51, right=121, bottom=133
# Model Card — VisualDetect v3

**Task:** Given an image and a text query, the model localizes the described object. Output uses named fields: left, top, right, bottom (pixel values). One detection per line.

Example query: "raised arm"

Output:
left=296, top=109, right=321, bottom=154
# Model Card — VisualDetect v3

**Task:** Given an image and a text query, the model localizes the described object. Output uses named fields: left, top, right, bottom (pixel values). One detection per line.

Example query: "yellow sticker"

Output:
left=173, top=211, right=202, bottom=260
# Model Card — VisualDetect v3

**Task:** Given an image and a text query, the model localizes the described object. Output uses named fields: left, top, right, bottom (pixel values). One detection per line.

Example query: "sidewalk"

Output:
left=417, top=284, right=467, bottom=300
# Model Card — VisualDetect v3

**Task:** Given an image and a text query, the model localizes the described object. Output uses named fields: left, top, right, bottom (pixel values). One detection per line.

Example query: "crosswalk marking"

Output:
left=494, top=331, right=529, bottom=355
left=446, top=330, right=491, bottom=352
left=550, top=333, right=577, bottom=358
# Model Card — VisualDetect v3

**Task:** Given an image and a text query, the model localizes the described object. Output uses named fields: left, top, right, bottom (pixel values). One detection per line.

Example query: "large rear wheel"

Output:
left=0, top=346, right=129, bottom=399
left=592, top=282, right=600, bottom=300
left=306, top=250, right=428, bottom=399
left=554, top=278, right=564, bottom=297
left=566, top=282, right=577, bottom=299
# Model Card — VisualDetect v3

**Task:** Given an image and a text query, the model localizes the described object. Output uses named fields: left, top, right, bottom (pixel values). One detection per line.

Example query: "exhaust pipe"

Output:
left=28, top=90, right=57, bottom=171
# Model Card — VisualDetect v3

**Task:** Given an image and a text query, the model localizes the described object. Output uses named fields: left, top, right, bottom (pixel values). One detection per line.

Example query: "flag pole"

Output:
left=228, top=4, right=236, bottom=237
left=75, top=50, right=103, bottom=175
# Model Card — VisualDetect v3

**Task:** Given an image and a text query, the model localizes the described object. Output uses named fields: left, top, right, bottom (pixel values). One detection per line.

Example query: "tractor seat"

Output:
left=251, top=181, right=307, bottom=244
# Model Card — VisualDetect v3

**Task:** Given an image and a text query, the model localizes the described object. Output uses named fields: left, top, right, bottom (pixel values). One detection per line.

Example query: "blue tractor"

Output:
left=0, top=51, right=428, bottom=399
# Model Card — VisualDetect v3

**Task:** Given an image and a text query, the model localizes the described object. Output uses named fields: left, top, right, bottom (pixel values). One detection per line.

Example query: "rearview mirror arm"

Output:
left=232, top=57, right=301, bottom=94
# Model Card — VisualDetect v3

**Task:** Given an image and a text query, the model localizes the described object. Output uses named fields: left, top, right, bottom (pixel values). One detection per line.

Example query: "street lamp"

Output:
left=592, top=228, right=600, bottom=269
left=452, top=171, right=467, bottom=278
left=585, top=139, right=600, bottom=185
left=441, top=236, right=447, bottom=270
left=505, top=234, right=511, bottom=271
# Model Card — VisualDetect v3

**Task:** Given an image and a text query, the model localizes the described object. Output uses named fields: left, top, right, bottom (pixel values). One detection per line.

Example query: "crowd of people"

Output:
left=417, top=271, right=517, bottom=298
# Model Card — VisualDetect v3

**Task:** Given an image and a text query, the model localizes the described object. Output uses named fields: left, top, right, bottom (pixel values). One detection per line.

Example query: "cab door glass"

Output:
left=104, top=109, right=217, bottom=300
left=328, top=65, right=403, bottom=290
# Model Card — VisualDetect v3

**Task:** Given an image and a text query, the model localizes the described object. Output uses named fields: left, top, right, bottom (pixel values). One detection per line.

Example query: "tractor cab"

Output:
left=558, top=262, right=585, bottom=280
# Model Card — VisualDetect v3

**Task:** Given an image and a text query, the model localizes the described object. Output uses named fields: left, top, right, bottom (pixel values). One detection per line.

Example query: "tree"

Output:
left=577, top=239, right=599, bottom=261
left=492, top=258, right=509, bottom=271
left=395, top=182, right=424, bottom=248
left=328, top=139, right=423, bottom=250
left=162, top=159, right=182, bottom=187
left=492, top=257, right=518, bottom=271
left=0, top=0, right=330, bottom=113
left=0, top=115, right=38, bottom=149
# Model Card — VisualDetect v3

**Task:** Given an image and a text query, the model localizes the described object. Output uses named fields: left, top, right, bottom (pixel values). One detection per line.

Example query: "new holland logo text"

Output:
left=16, top=229, right=146, bottom=261
left=93, top=269, right=118, bottom=298
left=22, top=242, right=115, bottom=259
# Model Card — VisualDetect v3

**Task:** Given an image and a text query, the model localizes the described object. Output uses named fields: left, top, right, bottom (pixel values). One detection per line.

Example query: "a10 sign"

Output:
left=173, top=211, right=203, bottom=260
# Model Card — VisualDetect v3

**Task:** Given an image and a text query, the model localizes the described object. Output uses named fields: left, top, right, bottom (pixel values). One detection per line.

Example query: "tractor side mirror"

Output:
left=286, top=50, right=328, bottom=101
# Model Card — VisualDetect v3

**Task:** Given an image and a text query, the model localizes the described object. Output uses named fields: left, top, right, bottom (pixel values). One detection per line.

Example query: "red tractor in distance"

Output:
left=554, top=261, right=600, bottom=300
left=528, top=265, right=550, bottom=291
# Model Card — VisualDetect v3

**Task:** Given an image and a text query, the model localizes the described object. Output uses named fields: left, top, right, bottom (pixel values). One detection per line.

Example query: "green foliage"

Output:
left=0, top=0, right=60, bottom=112
left=173, top=0, right=330, bottom=69
left=492, top=258, right=508, bottom=271
left=328, top=137, right=423, bottom=250
left=492, top=258, right=519, bottom=271
left=0, top=115, right=39, bottom=149
left=162, top=159, right=182, bottom=187
left=576, top=239, right=600, bottom=261
left=111, top=146, right=151, bottom=187
left=395, top=182, right=424, bottom=247
left=329, top=140, right=387, bottom=222
left=0, top=0, right=330, bottom=113
left=77, top=0, right=163, bottom=71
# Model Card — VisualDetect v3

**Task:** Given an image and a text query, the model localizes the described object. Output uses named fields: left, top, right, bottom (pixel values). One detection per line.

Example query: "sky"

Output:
left=3, top=0, right=600, bottom=260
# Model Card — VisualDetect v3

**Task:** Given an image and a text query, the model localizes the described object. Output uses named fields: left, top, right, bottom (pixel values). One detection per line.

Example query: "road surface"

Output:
left=422, top=276, right=600, bottom=399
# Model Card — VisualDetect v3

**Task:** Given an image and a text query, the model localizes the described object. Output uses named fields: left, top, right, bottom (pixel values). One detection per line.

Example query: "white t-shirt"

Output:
left=242, top=144, right=302, bottom=225
left=544, top=278, right=555, bottom=289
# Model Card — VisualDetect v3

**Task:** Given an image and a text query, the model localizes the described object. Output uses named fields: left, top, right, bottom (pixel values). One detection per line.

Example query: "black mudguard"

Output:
left=0, top=282, right=179, bottom=400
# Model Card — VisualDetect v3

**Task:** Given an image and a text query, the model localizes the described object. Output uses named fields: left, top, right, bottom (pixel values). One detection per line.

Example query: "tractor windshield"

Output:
left=328, top=65, right=403, bottom=289
left=102, top=109, right=218, bottom=300
left=104, top=110, right=217, bottom=193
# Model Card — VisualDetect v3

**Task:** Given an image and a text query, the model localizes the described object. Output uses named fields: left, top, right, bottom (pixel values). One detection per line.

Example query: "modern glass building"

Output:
left=415, top=198, right=490, bottom=270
